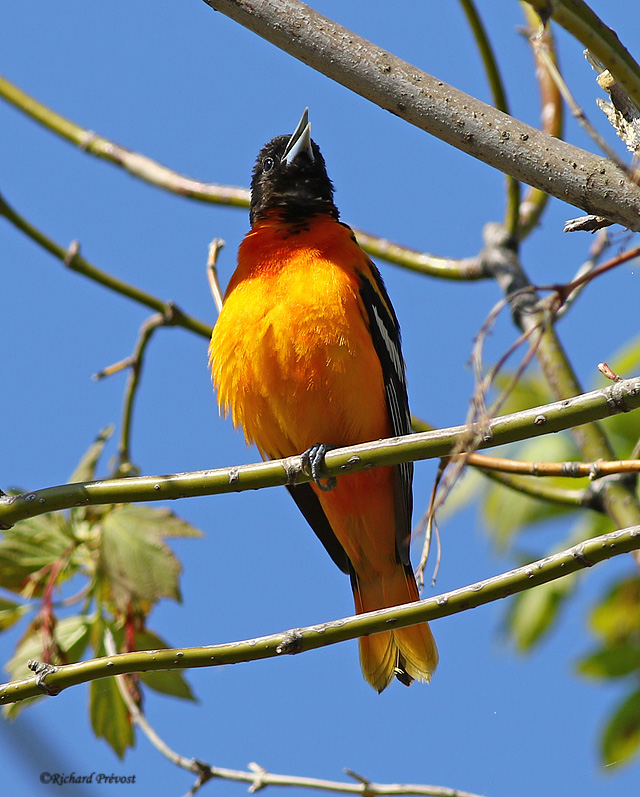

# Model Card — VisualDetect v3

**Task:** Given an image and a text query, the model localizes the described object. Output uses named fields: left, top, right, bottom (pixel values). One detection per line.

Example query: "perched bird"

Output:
left=209, top=110, right=438, bottom=691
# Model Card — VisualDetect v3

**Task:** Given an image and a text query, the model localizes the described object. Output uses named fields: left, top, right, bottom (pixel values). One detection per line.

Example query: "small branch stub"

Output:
left=27, top=660, right=61, bottom=696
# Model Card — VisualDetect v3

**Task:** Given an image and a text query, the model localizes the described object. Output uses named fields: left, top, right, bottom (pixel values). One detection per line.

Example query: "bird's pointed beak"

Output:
left=283, top=108, right=313, bottom=165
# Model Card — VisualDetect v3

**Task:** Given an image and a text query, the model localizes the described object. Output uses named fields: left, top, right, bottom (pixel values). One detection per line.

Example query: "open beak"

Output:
left=283, top=108, right=313, bottom=165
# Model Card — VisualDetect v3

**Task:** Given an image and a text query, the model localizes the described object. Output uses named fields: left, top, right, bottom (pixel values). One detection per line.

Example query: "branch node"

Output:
left=248, top=762, right=268, bottom=793
left=282, top=456, right=303, bottom=485
left=344, top=768, right=371, bottom=786
left=605, top=380, right=636, bottom=414
left=63, top=239, right=81, bottom=268
left=563, top=214, right=613, bottom=233
left=572, top=544, right=595, bottom=569
left=275, top=629, right=304, bottom=655
left=598, top=361, right=623, bottom=382
left=79, top=129, right=98, bottom=151
left=27, top=660, right=61, bottom=696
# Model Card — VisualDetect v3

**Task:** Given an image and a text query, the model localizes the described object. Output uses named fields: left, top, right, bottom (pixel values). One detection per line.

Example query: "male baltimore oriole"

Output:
left=209, top=110, right=438, bottom=691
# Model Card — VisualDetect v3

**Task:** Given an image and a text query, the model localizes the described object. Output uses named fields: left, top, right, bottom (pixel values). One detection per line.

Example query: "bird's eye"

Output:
left=262, top=157, right=274, bottom=173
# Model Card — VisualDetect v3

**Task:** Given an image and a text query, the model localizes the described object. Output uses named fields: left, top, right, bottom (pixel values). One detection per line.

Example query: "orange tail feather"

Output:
left=353, top=567, right=438, bottom=692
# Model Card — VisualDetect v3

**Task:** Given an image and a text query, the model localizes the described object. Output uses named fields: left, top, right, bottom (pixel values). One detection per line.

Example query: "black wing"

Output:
left=356, top=261, right=414, bottom=566
left=286, top=483, right=351, bottom=573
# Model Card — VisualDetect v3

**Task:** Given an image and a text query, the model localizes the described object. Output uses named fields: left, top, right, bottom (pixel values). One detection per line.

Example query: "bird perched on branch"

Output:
left=209, top=109, right=438, bottom=691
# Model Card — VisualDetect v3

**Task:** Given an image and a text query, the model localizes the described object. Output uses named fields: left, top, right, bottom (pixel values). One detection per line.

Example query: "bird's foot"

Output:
left=301, top=443, right=337, bottom=492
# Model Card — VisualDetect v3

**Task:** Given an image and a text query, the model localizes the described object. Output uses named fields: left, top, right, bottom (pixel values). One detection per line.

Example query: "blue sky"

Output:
left=2, top=1, right=640, bottom=795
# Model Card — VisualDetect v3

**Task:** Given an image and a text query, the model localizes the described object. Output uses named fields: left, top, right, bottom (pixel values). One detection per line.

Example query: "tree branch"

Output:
left=0, top=73, right=250, bottom=209
left=1, top=376, right=639, bottom=529
left=203, top=0, right=640, bottom=231
left=2, top=524, right=638, bottom=706
left=522, top=0, right=640, bottom=111
left=0, top=74, right=479, bottom=281
left=0, top=192, right=213, bottom=339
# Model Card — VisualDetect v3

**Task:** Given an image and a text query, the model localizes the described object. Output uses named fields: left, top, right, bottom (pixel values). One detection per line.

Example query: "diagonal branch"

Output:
left=1, top=375, right=639, bottom=529
left=0, top=74, right=250, bottom=209
left=2, top=524, right=639, bottom=706
left=203, top=0, right=640, bottom=231
left=106, top=620, right=481, bottom=797
left=0, top=74, right=479, bottom=281
left=0, top=192, right=213, bottom=340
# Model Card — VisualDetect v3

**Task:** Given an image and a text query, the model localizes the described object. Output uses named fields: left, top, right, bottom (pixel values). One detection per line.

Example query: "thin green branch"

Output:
left=115, top=310, right=182, bottom=471
left=478, top=468, right=588, bottom=507
left=107, top=616, right=481, bottom=797
left=1, top=375, right=639, bottom=529
left=351, top=230, right=487, bottom=281
left=522, top=0, right=640, bottom=112
left=0, top=73, right=250, bottom=208
left=459, top=0, right=521, bottom=237
left=0, top=74, right=480, bottom=282
left=2, top=524, right=639, bottom=706
left=0, top=191, right=212, bottom=340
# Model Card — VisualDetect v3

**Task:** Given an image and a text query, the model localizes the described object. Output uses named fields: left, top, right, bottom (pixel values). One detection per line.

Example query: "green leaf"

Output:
left=590, top=577, right=640, bottom=642
left=90, top=677, right=135, bottom=759
left=0, top=597, right=30, bottom=632
left=482, top=434, right=580, bottom=545
left=99, top=507, right=185, bottom=607
left=601, top=687, right=640, bottom=768
left=3, top=614, right=91, bottom=719
left=68, top=425, right=114, bottom=484
left=112, top=505, right=204, bottom=539
left=505, top=572, right=577, bottom=651
left=492, top=371, right=552, bottom=414
left=0, top=515, right=75, bottom=595
left=607, top=332, right=640, bottom=380
left=577, top=643, right=640, bottom=680
left=5, top=614, right=91, bottom=682
left=135, top=629, right=197, bottom=701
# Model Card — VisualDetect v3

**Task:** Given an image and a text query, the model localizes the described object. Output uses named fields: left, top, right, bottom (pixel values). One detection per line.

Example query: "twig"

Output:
left=4, top=523, right=640, bottom=706
left=415, top=462, right=445, bottom=592
left=0, top=74, right=250, bottom=208
left=518, top=6, right=563, bottom=238
left=104, top=630, right=213, bottom=796
left=352, top=230, right=488, bottom=280
left=211, top=760, right=484, bottom=797
left=463, top=452, right=640, bottom=480
left=116, top=308, right=181, bottom=471
left=0, top=194, right=212, bottom=340
left=529, top=34, right=629, bottom=174
left=207, top=238, right=225, bottom=315
left=544, top=244, right=640, bottom=306
left=563, top=214, right=613, bottom=233
left=522, top=0, right=640, bottom=112
left=555, top=230, right=610, bottom=319
left=474, top=467, right=588, bottom=507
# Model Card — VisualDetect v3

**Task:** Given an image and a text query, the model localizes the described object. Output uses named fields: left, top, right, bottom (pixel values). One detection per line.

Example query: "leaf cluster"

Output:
left=0, top=428, right=201, bottom=756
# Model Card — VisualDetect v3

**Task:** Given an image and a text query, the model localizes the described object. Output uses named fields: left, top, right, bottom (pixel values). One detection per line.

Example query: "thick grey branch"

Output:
left=203, top=0, right=640, bottom=231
